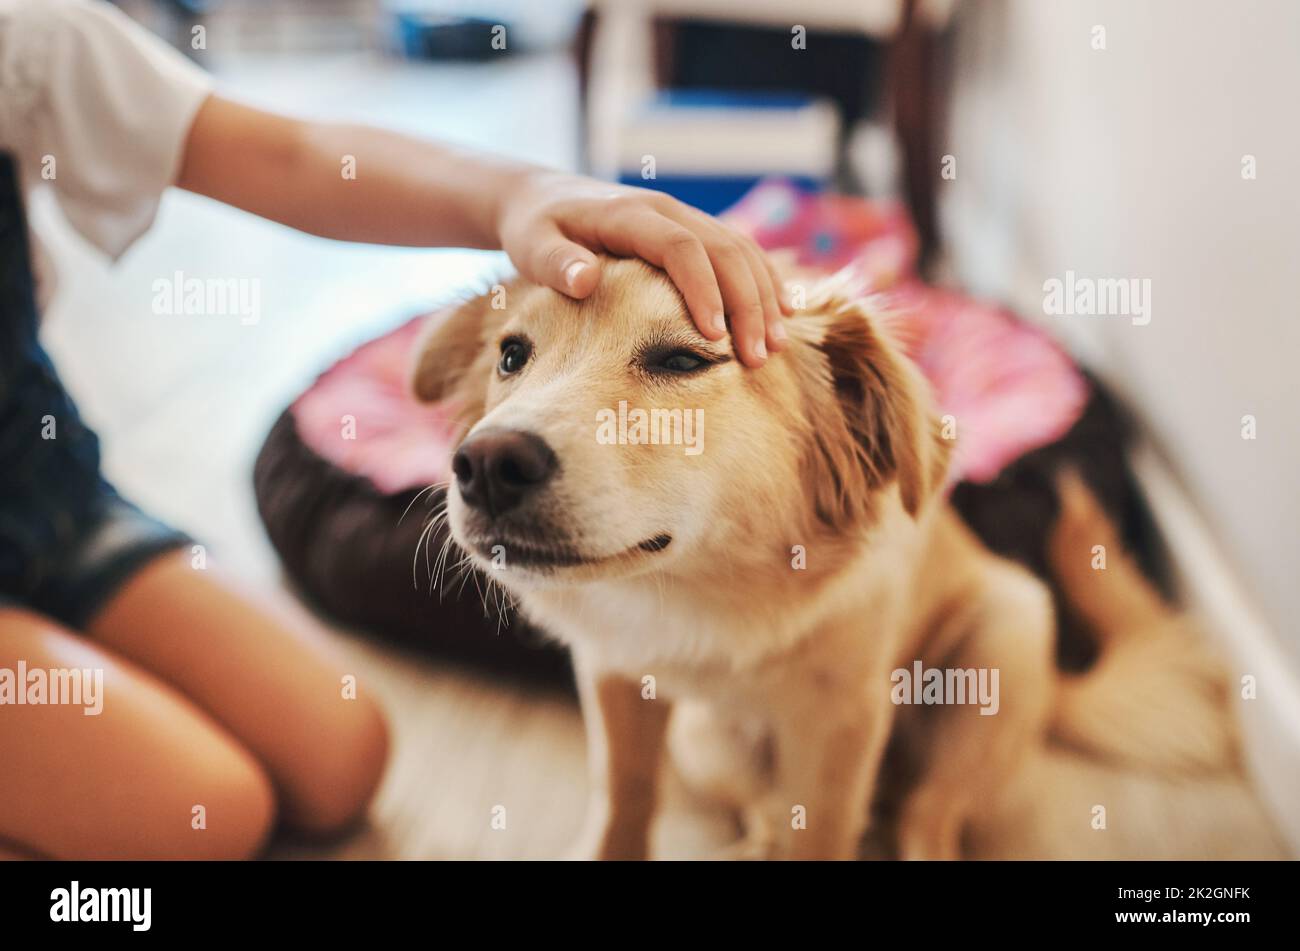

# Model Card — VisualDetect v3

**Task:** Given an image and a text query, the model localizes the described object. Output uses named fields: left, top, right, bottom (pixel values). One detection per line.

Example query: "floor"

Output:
left=33, top=47, right=731, bottom=860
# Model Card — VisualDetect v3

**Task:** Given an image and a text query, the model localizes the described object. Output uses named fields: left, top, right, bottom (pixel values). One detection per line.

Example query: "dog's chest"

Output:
left=521, top=584, right=811, bottom=677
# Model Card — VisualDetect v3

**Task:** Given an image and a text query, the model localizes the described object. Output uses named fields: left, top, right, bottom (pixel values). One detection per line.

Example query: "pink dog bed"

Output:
left=292, top=318, right=459, bottom=494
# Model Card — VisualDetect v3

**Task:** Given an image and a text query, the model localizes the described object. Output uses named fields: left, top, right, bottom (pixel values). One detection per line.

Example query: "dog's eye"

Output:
left=498, top=337, right=531, bottom=376
left=647, top=349, right=709, bottom=375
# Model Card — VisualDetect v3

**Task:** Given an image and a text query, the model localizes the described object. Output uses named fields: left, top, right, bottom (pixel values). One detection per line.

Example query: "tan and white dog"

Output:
left=409, top=259, right=1284, bottom=860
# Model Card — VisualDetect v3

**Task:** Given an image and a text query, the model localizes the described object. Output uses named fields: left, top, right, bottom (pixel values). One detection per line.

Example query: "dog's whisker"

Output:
left=432, top=531, right=458, bottom=601
left=411, top=516, right=437, bottom=590
left=398, top=481, right=447, bottom=526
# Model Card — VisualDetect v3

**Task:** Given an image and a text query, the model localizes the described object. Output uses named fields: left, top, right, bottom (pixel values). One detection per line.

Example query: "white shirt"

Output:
left=0, top=0, right=211, bottom=260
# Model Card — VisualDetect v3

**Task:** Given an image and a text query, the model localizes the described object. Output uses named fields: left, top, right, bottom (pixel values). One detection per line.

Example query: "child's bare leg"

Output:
left=0, top=608, right=275, bottom=859
left=86, top=551, right=389, bottom=835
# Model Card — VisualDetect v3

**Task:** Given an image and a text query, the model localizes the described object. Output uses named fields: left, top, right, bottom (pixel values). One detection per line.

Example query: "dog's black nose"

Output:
left=452, top=429, right=557, bottom=516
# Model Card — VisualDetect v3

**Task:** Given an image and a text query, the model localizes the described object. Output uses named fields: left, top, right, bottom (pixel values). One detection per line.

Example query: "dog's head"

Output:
left=411, top=259, right=948, bottom=591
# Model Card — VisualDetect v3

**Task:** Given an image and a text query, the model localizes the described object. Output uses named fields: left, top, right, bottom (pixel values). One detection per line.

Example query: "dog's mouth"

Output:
left=465, top=532, right=672, bottom=570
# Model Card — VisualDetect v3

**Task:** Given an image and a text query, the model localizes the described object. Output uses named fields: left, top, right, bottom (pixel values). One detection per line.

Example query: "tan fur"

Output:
left=806, top=302, right=951, bottom=522
left=410, top=259, right=1281, bottom=860
left=1046, top=472, right=1236, bottom=774
left=963, top=473, right=1286, bottom=859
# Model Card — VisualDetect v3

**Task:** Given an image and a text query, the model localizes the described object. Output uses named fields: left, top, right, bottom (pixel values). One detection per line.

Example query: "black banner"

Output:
left=0, top=859, right=1289, bottom=938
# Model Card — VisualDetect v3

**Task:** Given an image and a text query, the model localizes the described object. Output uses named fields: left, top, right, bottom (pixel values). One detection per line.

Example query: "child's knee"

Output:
left=159, top=747, right=277, bottom=861
left=284, top=693, right=390, bottom=836
left=189, top=757, right=277, bottom=860
left=113, top=742, right=276, bottom=861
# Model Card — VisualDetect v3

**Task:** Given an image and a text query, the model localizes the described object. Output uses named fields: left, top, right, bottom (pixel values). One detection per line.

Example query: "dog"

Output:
left=409, top=259, right=1284, bottom=860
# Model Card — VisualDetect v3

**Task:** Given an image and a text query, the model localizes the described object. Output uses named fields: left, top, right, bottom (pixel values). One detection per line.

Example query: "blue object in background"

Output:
left=391, top=12, right=512, bottom=61
left=619, top=173, right=823, bottom=217
left=615, top=90, right=839, bottom=215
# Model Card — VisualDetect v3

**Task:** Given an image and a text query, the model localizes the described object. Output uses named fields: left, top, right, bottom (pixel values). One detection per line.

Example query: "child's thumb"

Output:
left=528, top=231, right=601, bottom=298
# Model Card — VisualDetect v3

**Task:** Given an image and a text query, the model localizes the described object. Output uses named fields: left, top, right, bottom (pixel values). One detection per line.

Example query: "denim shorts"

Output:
left=1, top=150, right=192, bottom=630
left=0, top=489, right=191, bottom=630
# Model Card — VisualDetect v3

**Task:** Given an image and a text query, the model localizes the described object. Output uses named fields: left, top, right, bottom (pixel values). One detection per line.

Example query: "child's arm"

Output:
left=177, top=96, right=789, bottom=366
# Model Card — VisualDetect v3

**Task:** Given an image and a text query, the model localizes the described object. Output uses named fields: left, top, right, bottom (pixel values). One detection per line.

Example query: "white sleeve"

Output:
left=0, top=0, right=213, bottom=259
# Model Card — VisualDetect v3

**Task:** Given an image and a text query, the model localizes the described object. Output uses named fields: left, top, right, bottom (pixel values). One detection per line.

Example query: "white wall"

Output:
left=940, top=0, right=1300, bottom=671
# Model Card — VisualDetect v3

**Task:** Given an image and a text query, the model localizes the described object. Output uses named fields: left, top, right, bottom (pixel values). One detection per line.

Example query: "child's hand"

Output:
left=496, top=171, right=791, bottom=367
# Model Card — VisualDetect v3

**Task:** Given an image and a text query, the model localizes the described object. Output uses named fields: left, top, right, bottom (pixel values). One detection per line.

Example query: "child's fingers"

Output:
left=707, top=244, right=769, bottom=366
left=757, top=249, right=792, bottom=317
left=751, top=235, right=793, bottom=316
left=557, top=193, right=781, bottom=364
left=736, top=239, right=788, bottom=352
left=662, top=204, right=787, bottom=358
left=525, top=226, right=602, bottom=298
left=667, top=226, right=769, bottom=365
left=587, top=205, right=728, bottom=342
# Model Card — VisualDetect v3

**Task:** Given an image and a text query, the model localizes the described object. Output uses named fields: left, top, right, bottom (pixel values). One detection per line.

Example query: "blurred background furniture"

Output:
left=577, top=0, right=956, bottom=249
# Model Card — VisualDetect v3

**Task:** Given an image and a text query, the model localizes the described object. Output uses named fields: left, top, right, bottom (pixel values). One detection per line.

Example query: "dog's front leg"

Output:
left=568, top=663, right=672, bottom=860
left=764, top=689, right=894, bottom=860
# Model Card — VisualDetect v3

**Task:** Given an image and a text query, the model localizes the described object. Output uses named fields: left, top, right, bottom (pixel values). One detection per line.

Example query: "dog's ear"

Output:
left=409, top=292, right=502, bottom=422
left=806, top=302, right=951, bottom=524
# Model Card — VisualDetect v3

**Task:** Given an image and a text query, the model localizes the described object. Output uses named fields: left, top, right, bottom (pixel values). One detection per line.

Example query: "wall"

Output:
left=940, top=0, right=1300, bottom=670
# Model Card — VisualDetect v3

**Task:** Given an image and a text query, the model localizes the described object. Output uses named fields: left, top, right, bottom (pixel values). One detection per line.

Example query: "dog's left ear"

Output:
left=809, top=302, right=951, bottom=522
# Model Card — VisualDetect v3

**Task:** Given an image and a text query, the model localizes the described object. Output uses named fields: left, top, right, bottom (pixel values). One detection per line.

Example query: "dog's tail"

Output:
left=1046, top=470, right=1236, bottom=774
